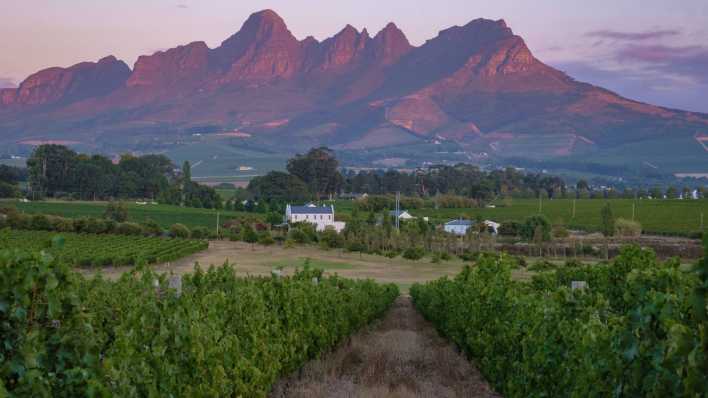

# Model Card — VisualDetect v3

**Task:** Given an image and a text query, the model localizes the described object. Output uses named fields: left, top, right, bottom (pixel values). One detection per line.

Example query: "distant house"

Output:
left=443, top=219, right=500, bottom=235
left=389, top=210, right=414, bottom=220
left=483, top=220, right=501, bottom=235
left=286, top=204, right=346, bottom=233
left=444, top=219, right=474, bottom=235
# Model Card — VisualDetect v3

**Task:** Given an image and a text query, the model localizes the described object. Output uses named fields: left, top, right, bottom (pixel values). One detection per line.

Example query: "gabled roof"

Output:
left=445, top=219, right=474, bottom=226
left=389, top=210, right=410, bottom=217
left=288, top=204, right=333, bottom=215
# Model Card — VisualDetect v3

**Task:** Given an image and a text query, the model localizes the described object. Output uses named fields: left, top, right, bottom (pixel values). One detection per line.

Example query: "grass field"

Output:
left=0, top=200, right=260, bottom=229
left=328, top=198, right=707, bottom=235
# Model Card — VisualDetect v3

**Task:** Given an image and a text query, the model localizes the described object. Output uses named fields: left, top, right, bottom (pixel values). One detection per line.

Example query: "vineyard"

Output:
left=3, top=200, right=255, bottom=229
left=0, top=248, right=399, bottom=396
left=411, top=245, right=708, bottom=396
left=0, top=230, right=208, bottom=267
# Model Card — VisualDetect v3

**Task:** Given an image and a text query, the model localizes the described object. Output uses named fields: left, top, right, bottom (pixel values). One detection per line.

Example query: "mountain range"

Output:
left=1, top=9, right=706, bottom=174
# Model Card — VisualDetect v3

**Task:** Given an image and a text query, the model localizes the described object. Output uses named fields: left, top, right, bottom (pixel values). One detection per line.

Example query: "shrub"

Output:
left=319, top=228, right=343, bottom=249
left=30, top=214, right=53, bottom=231
left=141, top=219, right=163, bottom=236
left=6, top=211, right=30, bottom=229
left=615, top=218, right=642, bottom=238
left=258, top=231, right=275, bottom=246
left=498, top=221, right=522, bottom=237
left=169, top=223, right=191, bottom=239
left=402, top=247, right=426, bottom=261
left=552, top=224, right=569, bottom=239
left=190, top=226, right=211, bottom=239
left=76, top=217, right=109, bottom=234
left=116, top=222, right=144, bottom=236
left=104, top=201, right=129, bottom=222
left=384, top=250, right=400, bottom=259
left=240, top=225, right=258, bottom=244
left=528, top=260, right=555, bottom=271
left=288, top=228, right=309, bottom=244
left=346, top=241, right=366, bottom=253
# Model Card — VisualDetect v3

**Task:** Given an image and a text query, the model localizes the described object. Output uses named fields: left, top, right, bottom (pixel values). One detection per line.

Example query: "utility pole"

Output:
left=395, top=191, right=400, bottom=231
left=632, top=202, right=636, bottom=221
left=216, top=212, right=220, bottom=237
left=701, top=212, right=704, bottom=231
left=538, top=193, right=542, bottom=214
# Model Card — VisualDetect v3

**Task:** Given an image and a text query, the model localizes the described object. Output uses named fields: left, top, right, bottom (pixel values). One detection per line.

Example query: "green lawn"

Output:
left=1, top=200, right=261, bottom=229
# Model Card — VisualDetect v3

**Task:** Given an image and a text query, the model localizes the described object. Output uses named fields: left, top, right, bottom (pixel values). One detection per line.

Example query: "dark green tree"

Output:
left=286, top=147, right=342, bottom=199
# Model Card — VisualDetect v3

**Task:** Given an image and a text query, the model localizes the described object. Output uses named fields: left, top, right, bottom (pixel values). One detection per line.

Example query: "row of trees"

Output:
left=248, top=147, right=706, bottom=204
left=247, top=147, right=568, bottom=203
left=24, top=145, right=221, bottom=208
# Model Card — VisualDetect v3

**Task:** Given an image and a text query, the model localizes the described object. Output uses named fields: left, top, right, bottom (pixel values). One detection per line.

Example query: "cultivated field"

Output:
left=333, top=198, right=707, bottom=235
left=1, top=200, right=252, bottom=229
left=0, top=229, right=207, bottom=267
left=3, top=197, right=705, bottom=236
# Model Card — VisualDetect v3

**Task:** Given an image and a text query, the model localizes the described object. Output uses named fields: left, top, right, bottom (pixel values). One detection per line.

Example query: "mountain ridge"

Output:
left=0, top=9, right=706, bottom=172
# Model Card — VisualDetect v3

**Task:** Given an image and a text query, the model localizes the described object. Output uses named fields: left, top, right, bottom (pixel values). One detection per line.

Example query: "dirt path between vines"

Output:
left=270, top=296, right=500, bottom=398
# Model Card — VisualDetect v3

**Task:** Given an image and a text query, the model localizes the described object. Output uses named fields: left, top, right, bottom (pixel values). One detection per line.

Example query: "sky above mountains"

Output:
left=1, top=0, right=707, bottom=112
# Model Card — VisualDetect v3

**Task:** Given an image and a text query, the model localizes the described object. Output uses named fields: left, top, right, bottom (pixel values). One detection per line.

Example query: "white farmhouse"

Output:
left=444, top=219, right=474, bottom=235
left=286, top=204, right=346, bottom=233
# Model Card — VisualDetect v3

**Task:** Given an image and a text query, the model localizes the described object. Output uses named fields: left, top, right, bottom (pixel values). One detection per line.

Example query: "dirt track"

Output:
left=270, top=296, right=500, bottom=398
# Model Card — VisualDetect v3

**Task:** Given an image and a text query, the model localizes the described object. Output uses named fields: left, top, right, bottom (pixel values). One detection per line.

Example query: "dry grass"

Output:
left=81, top=241, right=531, bottom=292
left=270, top=297, right=501, bottom=398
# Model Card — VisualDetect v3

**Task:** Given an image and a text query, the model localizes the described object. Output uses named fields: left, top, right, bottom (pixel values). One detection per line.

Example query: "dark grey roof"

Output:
left=445, top=219, right=474, bottom=226
left=289, top=205, right=333, bottom=215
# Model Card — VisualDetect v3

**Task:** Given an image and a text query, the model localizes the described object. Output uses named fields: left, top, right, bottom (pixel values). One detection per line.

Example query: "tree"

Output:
left=247, top=171, right=310, bottom=202
left=666, top=186, right=678, bottom=199
left=520, top=215, right=551, bottom=242
left=576, top=179, right=589, bottom=193
left=182, top=160, right=192, bottom=183
left=286, top=147, right=343, bottom=199
left=104, top=201, right=128, bottom=222
left=650, top=187, right=663, bottom=199
left=27, top=144, right=78, bottom=196
left=241, top=224, right=259, bottom=249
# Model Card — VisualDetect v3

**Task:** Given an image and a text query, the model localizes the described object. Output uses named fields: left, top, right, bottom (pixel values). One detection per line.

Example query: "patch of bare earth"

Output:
left=270, top=296, right=500, bottom=398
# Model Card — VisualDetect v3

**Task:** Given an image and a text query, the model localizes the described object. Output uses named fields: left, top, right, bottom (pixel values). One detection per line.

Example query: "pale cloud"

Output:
left=586, top=29, right=680, bottom=41
left=0, top=77, right=16, bottom=88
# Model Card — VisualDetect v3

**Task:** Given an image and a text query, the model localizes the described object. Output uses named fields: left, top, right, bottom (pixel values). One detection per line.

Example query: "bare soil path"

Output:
left=270, top=296, right=501, bottom=398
